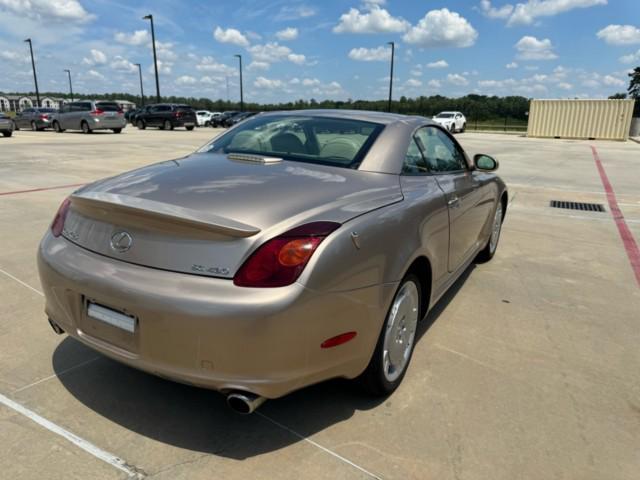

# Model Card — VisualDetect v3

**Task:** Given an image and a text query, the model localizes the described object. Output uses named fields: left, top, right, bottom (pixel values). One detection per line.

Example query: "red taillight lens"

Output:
left=39, top=114, right=49, bottom=120
left=51, top=197, right=71, bottom=237
left=90, top=108, right=104, bottom=116
left=233, top=221, right=340, bottom=287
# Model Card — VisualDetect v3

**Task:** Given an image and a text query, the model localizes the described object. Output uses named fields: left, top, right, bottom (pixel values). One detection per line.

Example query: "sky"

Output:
left=0, top=0, right=638, bottom=103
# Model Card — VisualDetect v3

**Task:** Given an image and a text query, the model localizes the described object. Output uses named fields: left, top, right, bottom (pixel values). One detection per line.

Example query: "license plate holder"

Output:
left=87, top=302, right=136, bottom=333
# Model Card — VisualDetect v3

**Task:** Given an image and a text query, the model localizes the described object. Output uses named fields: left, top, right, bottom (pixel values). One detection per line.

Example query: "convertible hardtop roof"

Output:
left=259, top=109, right=433, bottom=127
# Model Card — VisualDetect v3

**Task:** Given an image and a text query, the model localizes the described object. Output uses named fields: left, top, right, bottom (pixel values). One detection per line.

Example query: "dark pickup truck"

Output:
left=135, top=104, right=196, bottom=131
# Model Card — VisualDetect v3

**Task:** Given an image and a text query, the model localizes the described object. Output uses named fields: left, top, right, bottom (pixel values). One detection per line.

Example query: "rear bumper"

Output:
left=38, top=233, right=391, bottom=398
left=89, top=117, right=127, bottom=130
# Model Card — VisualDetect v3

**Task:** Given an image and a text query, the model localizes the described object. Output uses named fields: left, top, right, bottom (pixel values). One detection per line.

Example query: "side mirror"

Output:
left=474, top=154, right=499, bottom=172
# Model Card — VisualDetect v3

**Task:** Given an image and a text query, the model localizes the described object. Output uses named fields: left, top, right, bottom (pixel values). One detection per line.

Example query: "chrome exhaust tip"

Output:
left=48, top=317, right=65, bottom=335
left=226, top=391, right=266, bottom=415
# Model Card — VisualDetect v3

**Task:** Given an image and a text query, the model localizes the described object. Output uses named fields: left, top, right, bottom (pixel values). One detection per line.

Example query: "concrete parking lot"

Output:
left=1, top=126, right=639, bottom=480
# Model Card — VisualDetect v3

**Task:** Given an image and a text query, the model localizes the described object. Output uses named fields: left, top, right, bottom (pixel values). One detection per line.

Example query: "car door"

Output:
left=17, top=108, right=31, bottom=128
left=454, top=114, right=463, bottom=130
left=414, top=126, right=486, bottom=273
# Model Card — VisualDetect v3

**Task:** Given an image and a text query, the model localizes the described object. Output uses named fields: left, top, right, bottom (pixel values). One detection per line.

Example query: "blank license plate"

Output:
left=87, top=303, right=136, bottom=333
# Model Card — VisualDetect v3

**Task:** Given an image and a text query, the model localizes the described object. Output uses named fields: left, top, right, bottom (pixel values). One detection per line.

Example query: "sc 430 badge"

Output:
left=191, top=264, right=230, bottom=276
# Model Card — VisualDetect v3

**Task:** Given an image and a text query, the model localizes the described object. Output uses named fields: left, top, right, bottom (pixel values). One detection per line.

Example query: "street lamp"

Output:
left=234, top=54, right=244, bottom=112
left=387, top=41, right=395, bottom=113
left=63, top=69, right=73, bottom=102
left=24, top=38, right=40, bottom=107
left=134, top=63, right=144, bottom=107
left=142, top=14, right=161, bottom=103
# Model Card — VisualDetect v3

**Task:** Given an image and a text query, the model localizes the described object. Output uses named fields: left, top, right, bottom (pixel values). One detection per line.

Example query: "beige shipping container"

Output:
left=527, top=99, right=636, bottom=141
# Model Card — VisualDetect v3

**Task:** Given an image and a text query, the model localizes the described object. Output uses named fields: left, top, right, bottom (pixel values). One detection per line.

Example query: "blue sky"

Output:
left=0, top=0, right=638, bottom=102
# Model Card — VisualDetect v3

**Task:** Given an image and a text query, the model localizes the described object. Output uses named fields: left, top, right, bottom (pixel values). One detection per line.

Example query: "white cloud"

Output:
left=274, top=5, right=317, bottom=21
left=427, top=79, right=442, bottom=88
left=411, top=69, right=423, bottom=77
left=82, top=48, right=107, bottom=66
left=247, top=61, right=270, bottom=71
left=287, top=53, right=306, bottom=64
left=403, top=9, right=478, bottom=48
left=214, top=27, right=250, bottom=48
left=302, top=78, right=320, bottom=86
left=0, top=0, right=94, bottom=23
left=602, top=74, right=624, bottom=87
left=289, top=78, right=301, bottom=84
left=86, top=69, right=104, bottom=80
left=478, top=0, right=514, bottom=19
left=195, top=56, right=235, bottom=74
left=276, top=27, right=298, bottom=41
left=348, top=46, right=390, bottom=61
left=149, top=60, right=171, bottom=75
left=200, top=76, right=223, bottom=85
left=506, top=61, right=519, bottom=69
left=515, top=36, right=557, bottom=60
left=248, top=42, right=305, bottom=65
left=447, top=73, right=469, bottom=86
left=254, top=76, right=284, bottom=89
left=508, top=0, right=607, bottom=26
left=176, top=75, right=197, bottom=85
left=155, top=41, right=177, bottom=61
left=0, top=50, right=29, bottom=63
left=405, top=78, right=422, bottom=87
left=524, top=65, right=540, bottom=70
left=427, top=60, right=449, bottom=68
left=620, top=49, right=640, bottom=64
left=114, top=30, right=150, bottom=46
left=334, top=5, right=409, bottom=34
left=110, top=56, right=136, bottom=73
left=597, top=25, right=640, bottom=45
left=558, top=82, right=572, bottom=90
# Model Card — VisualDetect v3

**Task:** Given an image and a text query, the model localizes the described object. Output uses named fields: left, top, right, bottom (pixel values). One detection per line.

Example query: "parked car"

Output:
left=224, top=111, right=258, bottom=127
left=125, top=108, right=143, bottom=124
left=135, top=104, right=196, bottom=131
left=38, top=110, right=507, bottom=414
left=211, top=110, right=239, bottom=127
left=13, top=107, right=58, bottom=131
left=0, top=113, right=14, bottom=137
left=432, top=111, right=466, bottom=133
left=196, top=110, right=213, bottom=127
left=52, top=101, right=127, bottom=134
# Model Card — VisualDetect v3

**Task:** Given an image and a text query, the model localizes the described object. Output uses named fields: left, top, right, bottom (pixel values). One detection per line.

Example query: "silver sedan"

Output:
left=38, top=110, right=507, bottom=413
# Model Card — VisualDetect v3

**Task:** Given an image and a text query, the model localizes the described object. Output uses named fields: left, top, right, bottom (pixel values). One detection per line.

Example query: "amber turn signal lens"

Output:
left=277, top=239, right=317, bottom=267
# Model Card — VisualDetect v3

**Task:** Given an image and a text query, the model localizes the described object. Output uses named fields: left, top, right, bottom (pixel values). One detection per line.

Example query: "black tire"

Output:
left=31, top=121, right=37, bottom=131
left=186, top=126, right=194, bottom=131
left=81, top=121, right=91, bottom=134
left=461, top=123, right=466, bottom=133
left=359, top=273, right=422, bottom=396
left=53, top=121, right=64, bottom=133
left=163, top=119, right=173, bottom=131
left=12, top=121, right=19, bottom=131
left=137, top=119, right=146, bottom=130
left=476, top=199, right=505, bottom=263
left=2, top=130, right=12, bottom=137
left=112, top=128, right=122, bottom=134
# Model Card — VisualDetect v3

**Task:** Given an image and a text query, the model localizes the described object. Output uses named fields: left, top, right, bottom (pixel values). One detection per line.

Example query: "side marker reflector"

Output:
left=321, top=331, right=357, bottom=349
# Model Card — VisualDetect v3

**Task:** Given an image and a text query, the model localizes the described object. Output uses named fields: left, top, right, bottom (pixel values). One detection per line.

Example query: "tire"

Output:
left=461, top=123, right=466, bottom=133
left=476, top=199, right=504, bottom=263
left=2, top=130, right=12, bottom=137
left=31, top=121, right=37, bottom=131
left=163, top=119, right=173, bottom=131
left=360, top=274, right=422, bottom=396
left=137, top=119, right=146, bottom=130
left=112, top=128, right=122, bottom=134
left=81, top=121, right=91, bottom=134
left=186, top=126, right=194, bottom=131
left=12, top=121, right=19, bottom=131
left=53, top=121, right=64, bottom=133
left=449, top=123, right=454, bottom=133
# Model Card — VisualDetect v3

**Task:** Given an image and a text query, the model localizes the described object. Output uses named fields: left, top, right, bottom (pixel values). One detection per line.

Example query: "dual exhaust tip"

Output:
left=49, top=317, right=265, bottom=414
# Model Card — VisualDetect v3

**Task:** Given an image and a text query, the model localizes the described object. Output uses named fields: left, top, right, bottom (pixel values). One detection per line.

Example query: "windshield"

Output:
left=200, top=115, right=384, bottom=169
left=435, top=113, right=454, bottom=118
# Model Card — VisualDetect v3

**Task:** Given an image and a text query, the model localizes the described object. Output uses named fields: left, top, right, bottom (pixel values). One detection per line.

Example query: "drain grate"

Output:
left=550, top=200, right=606, bottom=212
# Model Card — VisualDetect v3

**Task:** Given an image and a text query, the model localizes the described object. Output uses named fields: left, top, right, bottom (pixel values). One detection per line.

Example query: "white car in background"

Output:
left=432, top=111, right=466, bottom=133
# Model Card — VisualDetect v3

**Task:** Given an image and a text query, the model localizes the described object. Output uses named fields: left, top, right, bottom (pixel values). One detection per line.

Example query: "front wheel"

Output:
left=186, top=126, right=194, bottom=131
left=81, top=121, right=91, bottom=134
left=461, top=123, right=466, bottom=133
left=2, top=130, right=12, bottom=137
left=112, top=128, right=122, bottom=134
left=53, top=121, right=64, bottom=133
left=163, top=119, right=173, bottom=131
left=12, top=121, right=19, bottom=131
left=137, top=120, right=146, bottom=130
left=476, top=201, right=504, bottom=263
left=360, top=274, right=421, bottom=396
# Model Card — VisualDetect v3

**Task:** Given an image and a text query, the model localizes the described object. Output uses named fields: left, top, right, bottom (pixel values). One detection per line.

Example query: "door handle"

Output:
left=447, top=196, right=460, bottom=208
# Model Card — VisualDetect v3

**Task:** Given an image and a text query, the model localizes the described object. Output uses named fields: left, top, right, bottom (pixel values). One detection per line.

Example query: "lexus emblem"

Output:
left=110, top=231, right=133, bottom=253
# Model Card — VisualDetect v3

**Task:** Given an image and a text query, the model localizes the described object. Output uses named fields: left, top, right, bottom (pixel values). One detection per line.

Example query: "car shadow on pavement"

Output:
left=52, top=264, right=475, bottom=459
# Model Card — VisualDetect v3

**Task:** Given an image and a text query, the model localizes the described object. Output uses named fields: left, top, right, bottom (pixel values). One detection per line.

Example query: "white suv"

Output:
left=432, top=111, right=466, bottom=133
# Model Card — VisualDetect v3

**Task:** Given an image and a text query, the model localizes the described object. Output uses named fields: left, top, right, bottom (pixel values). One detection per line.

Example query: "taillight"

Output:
left=90, top=108, right=104, bottom=116
left=117, top=109, right=124, bottom=116
left=51, top=197, right=71, bottom=237
left=234, top=221, right=340, bottom=287
left=39, top=114, right=49, bottom=120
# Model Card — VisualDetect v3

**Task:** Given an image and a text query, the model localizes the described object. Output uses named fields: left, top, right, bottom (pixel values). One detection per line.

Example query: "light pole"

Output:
left=142, top=14, right=161, bottom=103
left=134, top=63, right=144, bottom=107
left=234, top=54, right=244, bottom=112
left=24, top=38, right=40, bottom=107
left=63, top=69, right=73, bottom=102
left=387, top=41, right=395, bottom=113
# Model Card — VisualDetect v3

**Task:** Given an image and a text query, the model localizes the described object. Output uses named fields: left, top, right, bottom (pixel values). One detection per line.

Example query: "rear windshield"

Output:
left=200, top=115, right=384, bottom=169
left=37, top=108, right=57, bottom=113
left=436, top=113, right=454, bottom=118
left=176, top=105, right=193, bottom=111
left=96, top=102, right=120, bottom=111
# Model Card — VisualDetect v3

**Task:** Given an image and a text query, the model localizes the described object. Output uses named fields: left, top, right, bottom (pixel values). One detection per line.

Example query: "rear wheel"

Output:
left=186, top=126, right=194, bottom=131
left=12, top=121, right=19, bottom=131
left=163, top=119, right=173, bottom=131
left=53, top=121, right=64, bottom=133
left=449, top=123, right=454, bottom=133
left=112, top=128, right=122, bottom=134
left=360, top=274, right=421, bottom=396
left=2, top=130, right=12, bottom=137
left=81, top=121, right=91, bottom=134
left=461, top=122, right=466, bottom=133
left=476, top=200, right=504, bottom=263
left=137, top=119, right=146, bottom=130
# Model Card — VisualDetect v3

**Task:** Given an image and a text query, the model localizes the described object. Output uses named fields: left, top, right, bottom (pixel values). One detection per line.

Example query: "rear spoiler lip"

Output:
left=71, top=191, right=261, bottom=238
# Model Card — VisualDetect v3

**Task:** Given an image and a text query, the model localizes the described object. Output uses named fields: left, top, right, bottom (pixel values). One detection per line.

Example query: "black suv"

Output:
left=135, top=104, right=197, bottom=131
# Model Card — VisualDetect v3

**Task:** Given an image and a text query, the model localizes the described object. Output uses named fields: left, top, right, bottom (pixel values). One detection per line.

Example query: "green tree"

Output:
left=608, top=93, right=627, bottom=99
left=629, top=67, right=640, bottom=99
